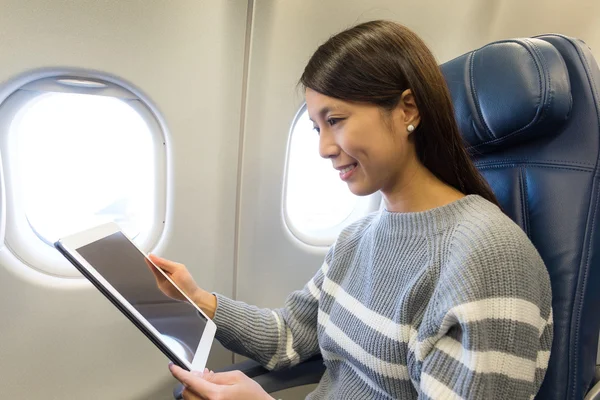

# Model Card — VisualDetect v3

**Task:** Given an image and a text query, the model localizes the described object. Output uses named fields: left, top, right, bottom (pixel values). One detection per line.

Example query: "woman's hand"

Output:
left=169, top=364, right=274, bottom=400
left=146, top=254, right=217, bottom=318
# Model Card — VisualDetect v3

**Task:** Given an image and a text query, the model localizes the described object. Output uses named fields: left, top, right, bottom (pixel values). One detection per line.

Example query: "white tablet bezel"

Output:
left=55, top=221, right=216, bottom=371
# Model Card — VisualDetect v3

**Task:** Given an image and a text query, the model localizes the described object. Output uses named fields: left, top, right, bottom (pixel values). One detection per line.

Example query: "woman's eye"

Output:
left=313, top=126, right=320, bottom=134
left=327, top=118, right=340, bottom=126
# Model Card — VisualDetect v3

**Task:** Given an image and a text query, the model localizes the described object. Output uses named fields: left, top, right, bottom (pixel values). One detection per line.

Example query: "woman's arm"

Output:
left=149, top=253, right=330, bottom=370
left=418, top=225, right=553, bottom=399
left=211, top=259, right=328, bottom=370
left=419, top=300, right=553, bottom=399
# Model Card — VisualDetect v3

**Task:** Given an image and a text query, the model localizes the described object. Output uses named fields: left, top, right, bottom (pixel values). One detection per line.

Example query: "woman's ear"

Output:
left=396, top=89, right=421, bottom=131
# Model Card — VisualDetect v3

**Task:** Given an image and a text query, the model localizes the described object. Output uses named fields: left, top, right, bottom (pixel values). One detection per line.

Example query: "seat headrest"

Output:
left=440, top=38, right=572, bottom=154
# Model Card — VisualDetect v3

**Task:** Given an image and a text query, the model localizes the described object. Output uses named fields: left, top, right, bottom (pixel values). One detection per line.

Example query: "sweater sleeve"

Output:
left=210, top=256, right=330, bottom=370
left=417, top=224, right=553, bottom=400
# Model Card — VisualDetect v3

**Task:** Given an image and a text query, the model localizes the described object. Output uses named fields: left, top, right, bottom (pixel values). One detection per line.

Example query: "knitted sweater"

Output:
left=212, top=195, right=553, bottom=399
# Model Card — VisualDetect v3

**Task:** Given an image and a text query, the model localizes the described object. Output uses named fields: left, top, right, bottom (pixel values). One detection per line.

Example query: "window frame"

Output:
left=0, top=75, right=167, bottom=278
left=282, top=103, right=381, bottom=247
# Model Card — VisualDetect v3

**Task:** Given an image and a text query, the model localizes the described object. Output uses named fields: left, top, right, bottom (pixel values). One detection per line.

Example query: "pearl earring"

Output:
left=407, top=124, right=415, bottom=133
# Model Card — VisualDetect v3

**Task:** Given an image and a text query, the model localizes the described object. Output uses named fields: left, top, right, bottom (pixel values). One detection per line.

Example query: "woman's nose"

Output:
left=319, top=131, right=340, bottom=159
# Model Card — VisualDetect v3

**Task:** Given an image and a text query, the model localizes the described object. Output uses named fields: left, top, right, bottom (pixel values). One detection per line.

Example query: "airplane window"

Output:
left=284, top=106, right=379, bottom=245
left=0, top=76, right=167, bottom=279
left=14, top=92, right=154, bottom=245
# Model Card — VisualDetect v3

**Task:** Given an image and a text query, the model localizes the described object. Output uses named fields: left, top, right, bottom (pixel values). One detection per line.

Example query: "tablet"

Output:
left=54, top=222, right=216, bottom=372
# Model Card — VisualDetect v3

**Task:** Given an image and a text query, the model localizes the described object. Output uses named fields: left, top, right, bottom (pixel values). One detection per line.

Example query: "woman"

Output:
left=155, top=20, right=553, bottom=399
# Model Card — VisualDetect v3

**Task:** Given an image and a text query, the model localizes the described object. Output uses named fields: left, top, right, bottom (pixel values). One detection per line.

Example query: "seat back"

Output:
left=440, top=35, right=600, bottom=399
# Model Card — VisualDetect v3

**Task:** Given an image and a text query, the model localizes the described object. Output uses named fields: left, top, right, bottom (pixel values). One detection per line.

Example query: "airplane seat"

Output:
left=174, top=34, right=600, bottom=399
left=442, top=34, right=600, bottom=400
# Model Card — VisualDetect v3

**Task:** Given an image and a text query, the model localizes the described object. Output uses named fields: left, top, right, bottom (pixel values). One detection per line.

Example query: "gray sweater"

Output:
left=213, top=195, right=553, bottom=399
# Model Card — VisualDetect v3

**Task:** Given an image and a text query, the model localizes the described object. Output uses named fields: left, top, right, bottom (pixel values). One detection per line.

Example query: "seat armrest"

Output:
left=215, top=358, right=272, bottom=378
left=585, top=381, right=600, bottom=400
left=251, top=355, right=325, bottom=393
left=173, top=355, right=325, bottom=399
left=585, top=367, right=600, bottom=400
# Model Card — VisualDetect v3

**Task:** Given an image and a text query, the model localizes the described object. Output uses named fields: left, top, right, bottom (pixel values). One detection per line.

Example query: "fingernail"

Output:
left=168, top=362, right=174, bottom=370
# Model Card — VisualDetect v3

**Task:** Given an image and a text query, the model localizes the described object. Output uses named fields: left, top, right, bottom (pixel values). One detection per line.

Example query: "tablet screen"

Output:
left=75, top=231, right=207, bottom=342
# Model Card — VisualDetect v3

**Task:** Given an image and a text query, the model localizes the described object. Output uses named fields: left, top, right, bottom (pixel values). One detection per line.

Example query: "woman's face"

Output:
left=305, top=88, right=419, bottom=197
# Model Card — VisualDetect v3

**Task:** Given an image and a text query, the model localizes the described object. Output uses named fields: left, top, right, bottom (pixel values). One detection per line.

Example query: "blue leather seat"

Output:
left=442, top=34, right=600, bottom=399
left=175, top=34, right=600, bottom=399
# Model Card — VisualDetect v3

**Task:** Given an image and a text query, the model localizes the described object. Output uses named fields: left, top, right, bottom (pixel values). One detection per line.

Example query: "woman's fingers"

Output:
left=170, top=364, right=272, bottom=400
left=201, top=370, right=246, bottom=385
left=148, top=254, right=183, bottom=273
left=170, top=364, right=218, bottom=398
left=145, top=258, right=167, bottom=282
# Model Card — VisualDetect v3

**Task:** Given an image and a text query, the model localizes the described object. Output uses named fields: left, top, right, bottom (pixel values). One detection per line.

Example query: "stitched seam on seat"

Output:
left=517, top=168, right=527, bottom=234
left=526, top=38, right=554, bottom=128
left=476, top=159, right=594, bottom=167
left=466, top=40, right=544, bottom=151
left=477, top=164, right=592, bottom=173
left=523, top=171, right=531, bottom=236
left=469, top=50, right=493, bottom=140
left=521, top=168, right=531, bottom=236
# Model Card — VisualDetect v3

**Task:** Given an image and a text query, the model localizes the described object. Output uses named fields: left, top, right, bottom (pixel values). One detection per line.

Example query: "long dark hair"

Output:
left=299, top=20, right=500, bottom=207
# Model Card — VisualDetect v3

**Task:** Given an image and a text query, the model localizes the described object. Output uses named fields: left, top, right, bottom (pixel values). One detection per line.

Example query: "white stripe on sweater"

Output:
left=435, top=336, right=537, bottom=382
left=322, top=276, right=413, bottom=342
left=416, top=297, right=547, bottom=361
left=307, top=278, right=321, bottom=301
left=447, top=298, right=546, bottom=334
left=536, top=350, right=550, bottom=370
left=266, top=311, right=282, bottom=370
left=285, top=325, right=300, bottom=365
left=306, top=262, right=329, bottom=301
left=322, top=261, right=330, bottom=275
left=266, top=311, right=300, bottom=369
left=421, top=372, right=465, bottom=400
left=318, top=310, right=410, bottom=381
left=547, top=310, right=554, bottom=326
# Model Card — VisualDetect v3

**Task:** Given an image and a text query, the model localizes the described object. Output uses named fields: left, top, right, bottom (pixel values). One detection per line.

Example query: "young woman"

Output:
left=156, top=20, right=553, bottom=400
